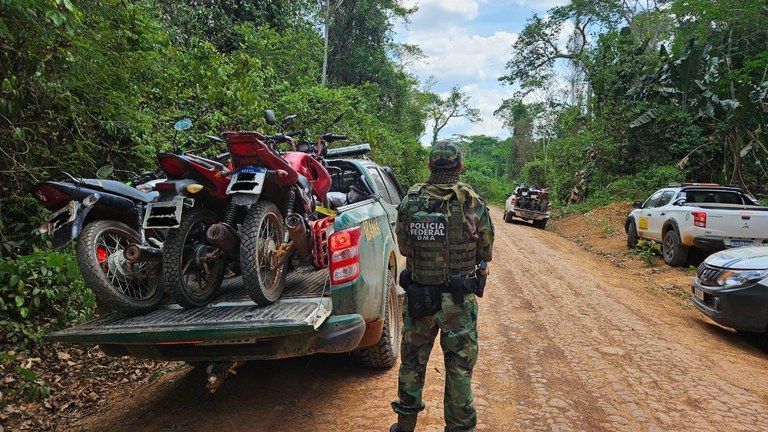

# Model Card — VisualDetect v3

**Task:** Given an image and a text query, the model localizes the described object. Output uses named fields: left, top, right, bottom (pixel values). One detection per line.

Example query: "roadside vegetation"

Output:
left=461, top=1, right=767, bottom=209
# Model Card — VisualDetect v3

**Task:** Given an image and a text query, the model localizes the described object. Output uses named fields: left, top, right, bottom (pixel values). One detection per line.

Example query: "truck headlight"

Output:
left=716, top=269, right=768, bottom=288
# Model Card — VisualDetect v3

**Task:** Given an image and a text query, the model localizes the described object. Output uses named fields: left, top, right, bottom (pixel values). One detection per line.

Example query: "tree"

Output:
left=425, top=86, right=481, bottom=145
left=319, top=0, right=344, bottom=86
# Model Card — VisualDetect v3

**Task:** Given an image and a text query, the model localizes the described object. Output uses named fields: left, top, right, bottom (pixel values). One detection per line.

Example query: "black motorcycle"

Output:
left=32, top=165, right=166, bottom=315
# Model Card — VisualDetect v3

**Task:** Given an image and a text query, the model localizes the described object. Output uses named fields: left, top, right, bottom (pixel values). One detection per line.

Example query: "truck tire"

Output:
left=533, top=219, right=548, bottom=229
left=76, top=220, right=163, bottom=316
left=626, top=220, right=639, bottom=249
left=162, top=208, right=226, bottom=308
left=504, top=211, right=513, bottom=223
left=662, top=229, right=689, bottom=267
left=360, top=270, right=401, bottom=369
left=241, top=200, right=287, bottom=306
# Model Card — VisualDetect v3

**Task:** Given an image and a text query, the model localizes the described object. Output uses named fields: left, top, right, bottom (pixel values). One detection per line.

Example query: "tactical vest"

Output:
left=405, top=186, right=477, bottom=285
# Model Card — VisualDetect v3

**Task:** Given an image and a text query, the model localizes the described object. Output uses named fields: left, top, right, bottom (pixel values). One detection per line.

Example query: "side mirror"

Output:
left=632, top=200, right=643, bottom=209
left=264, top=110, right=277, bottom=126
left=174, top=118, right=193, bottom=131
left=96, top=165, right=114, bottom=179
left=282, top=115, right=297, bottom=127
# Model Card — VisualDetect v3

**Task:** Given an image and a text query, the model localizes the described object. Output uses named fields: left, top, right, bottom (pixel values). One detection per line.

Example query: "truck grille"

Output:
left=697, top=263, right=725, bottom=286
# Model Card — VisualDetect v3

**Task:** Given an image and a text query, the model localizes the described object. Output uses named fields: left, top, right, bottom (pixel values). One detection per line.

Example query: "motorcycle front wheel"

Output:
left=162, top=207, right=226, bottom=308
left=76, top=220, right=162, bottom=316
left=241, top=201, right=288, bottom=305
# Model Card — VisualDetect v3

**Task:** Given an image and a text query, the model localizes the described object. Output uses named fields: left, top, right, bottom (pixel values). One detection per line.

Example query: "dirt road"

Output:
left=74, top=208, right=768, bottom=432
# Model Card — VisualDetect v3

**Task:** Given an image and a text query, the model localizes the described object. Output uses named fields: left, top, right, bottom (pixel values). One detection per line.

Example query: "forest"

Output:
left=1, top=0, right=767, bottom=369
left=464, top=0, right=768, bottom=210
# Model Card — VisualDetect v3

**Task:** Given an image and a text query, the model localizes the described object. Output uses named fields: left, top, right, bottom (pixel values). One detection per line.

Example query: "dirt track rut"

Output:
left=74, top=207, right=768, bottom=432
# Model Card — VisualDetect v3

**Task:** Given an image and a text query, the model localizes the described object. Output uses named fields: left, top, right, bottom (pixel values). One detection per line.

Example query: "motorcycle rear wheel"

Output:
left=162, top=207, right=226, bottom=308
left=241, top=201, right=287, bottom=305
left=76, top=220, right=162, bottom=316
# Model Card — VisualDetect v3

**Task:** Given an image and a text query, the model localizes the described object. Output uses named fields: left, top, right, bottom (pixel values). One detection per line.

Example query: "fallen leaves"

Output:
left=0, top=343, right=167, bottom=432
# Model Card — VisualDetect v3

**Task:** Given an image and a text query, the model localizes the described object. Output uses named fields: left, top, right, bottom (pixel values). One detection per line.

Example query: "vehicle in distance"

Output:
left=46, top=146, right=407, bottom=379
left=504, top=185, right=552, bottom=229
left=625, top=183, right=768, bottom=266
left=692, top=246, right=768, bottom=337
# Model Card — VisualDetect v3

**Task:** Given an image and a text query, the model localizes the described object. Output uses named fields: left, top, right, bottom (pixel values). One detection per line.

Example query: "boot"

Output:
left=389, top=424, right=413, bottom=432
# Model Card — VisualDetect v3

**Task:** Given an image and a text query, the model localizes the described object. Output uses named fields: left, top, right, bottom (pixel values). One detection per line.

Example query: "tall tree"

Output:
left=319, top=0, right=344, bottom=86
left=425, top=86, right=481, bottom=145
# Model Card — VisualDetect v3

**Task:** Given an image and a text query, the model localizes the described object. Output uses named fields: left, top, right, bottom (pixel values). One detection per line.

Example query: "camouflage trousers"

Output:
left=392, top=293, right=479, bottom=432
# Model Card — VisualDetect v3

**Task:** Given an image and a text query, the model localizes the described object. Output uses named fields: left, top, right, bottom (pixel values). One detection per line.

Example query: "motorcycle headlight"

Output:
left=716, top=269, right=768, bottom=288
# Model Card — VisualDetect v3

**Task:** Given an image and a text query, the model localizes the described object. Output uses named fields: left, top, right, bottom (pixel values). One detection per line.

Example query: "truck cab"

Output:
left=47, top=151, right=407, bottom=377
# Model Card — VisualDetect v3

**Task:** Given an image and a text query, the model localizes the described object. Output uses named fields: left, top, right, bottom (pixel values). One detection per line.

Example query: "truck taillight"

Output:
left=692, top=211, right=707, bottom=228
left=510, top=197, right=517, bottom=205
left=546, top=202, right=553, bottom=212
left=329, top=226, right=361, bottom=284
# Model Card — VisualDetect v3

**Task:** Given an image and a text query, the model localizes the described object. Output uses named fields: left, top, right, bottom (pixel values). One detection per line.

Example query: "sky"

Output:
left=394, top=0, right=569, bottom=145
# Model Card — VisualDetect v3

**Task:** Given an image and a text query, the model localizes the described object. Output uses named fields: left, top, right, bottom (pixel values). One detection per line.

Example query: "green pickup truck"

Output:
left=47, top=149, right=407, bottom=380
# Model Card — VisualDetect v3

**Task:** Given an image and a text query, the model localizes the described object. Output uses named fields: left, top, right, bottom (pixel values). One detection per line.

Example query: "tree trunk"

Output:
left=729, top=131, right=744, bottom=187
left=321, top=2, right=329, bottom=86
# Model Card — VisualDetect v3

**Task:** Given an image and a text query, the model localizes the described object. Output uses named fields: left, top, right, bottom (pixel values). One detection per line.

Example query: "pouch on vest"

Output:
left=405, top=283, right=443, bottom=319
left=408, top=211, right=449, bottom=285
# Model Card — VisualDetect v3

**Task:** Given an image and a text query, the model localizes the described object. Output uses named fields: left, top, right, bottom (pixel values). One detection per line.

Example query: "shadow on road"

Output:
left=79, top=353, right=393, bottom=432
left=694, top=319, right=768, bottom=356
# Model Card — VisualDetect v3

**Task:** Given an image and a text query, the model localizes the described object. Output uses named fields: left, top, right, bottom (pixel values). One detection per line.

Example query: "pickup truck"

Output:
left=625, top=183, right=768, bottom=266
left=503, top=186, right=552, bottom=229
left=47, top=148, right=407, bottom=387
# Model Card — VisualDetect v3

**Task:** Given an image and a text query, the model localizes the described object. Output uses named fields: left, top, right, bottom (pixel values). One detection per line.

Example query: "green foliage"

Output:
left=634, top=239, right=661, bottom=267
left=499, top=0, right=767, bottom=214
left=0, top=249, right=93, bottom=347
left=522, top=160, right=548, bottom=187
left=457, top=136, right=515, bottom=203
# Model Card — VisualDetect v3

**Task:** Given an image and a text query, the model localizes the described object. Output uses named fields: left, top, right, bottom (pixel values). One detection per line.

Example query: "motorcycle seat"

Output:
left=79, top=179, right=157, bottom=203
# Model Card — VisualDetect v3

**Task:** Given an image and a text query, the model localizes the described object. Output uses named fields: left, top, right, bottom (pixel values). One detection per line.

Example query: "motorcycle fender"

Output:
left=231, top=193, right=261, bottom=206
left=49, top=201, right=96, bottom=250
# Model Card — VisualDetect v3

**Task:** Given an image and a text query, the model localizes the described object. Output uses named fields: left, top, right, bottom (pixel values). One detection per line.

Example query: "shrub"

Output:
left=0, top=249, right=94, bottom=347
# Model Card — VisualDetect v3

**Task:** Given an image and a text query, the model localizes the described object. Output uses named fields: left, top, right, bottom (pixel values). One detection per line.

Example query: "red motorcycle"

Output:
left=207, top=110, right=337, bottom=305
left=153, top=112, right=344, bottom=308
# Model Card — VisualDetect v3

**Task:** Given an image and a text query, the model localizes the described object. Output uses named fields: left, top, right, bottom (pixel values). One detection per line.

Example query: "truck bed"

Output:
left=47, top=266, right=331, bottom=345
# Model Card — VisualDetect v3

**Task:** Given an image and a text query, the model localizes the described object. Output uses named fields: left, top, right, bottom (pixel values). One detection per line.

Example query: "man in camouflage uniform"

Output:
left=390, top=141, right=494, bottom=432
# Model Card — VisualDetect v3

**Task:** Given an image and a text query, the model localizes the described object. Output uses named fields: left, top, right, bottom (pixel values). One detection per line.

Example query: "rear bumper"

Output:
left=508, top=208, right=549, bottom=221
left=693, top=236, right=768, bottom=251
left=691, top=281, right=768, bottom=333
left=48, top=313, right=366, bottom=362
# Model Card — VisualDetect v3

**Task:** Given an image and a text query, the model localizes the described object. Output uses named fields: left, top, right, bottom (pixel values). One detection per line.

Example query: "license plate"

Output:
left=49, top=201, right=78, bottom=233
left=730, top=239, right=754, bottom=248
left=694, top=287, right=705, bottom=301
left=226, top=167, right=267, bottom=195
left=143, top=197, right=190, bottom=229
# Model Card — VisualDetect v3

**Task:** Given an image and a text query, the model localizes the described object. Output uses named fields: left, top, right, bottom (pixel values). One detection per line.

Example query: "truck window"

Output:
left=683, top=190, right=744, bottom=205
left=379, top=169, right=402, bottom=205
left=643, top=191, right=663, bottom=209
left=365, top=166, right=395, bottom=204
left=657, top=191, right=675, bottom=207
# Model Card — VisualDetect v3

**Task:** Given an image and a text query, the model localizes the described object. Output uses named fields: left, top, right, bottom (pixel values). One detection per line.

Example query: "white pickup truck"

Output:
left=625, top=184, right=768, bottom=266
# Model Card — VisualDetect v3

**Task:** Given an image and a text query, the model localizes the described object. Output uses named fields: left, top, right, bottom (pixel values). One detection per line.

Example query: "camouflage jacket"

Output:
left=396, top=181, right=494, bottom=263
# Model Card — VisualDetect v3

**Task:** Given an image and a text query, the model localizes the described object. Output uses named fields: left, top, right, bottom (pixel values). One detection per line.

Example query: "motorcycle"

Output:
left=31, top=161, right=165, bottom=316
left=136, top=119, right=234, bottom=309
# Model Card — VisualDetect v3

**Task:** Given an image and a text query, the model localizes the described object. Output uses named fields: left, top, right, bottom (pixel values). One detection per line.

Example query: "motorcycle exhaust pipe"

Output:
left=285, top=214, right=311, bottom=260
left=124, top=244, right=163, bottom=263
left=207, top=223, right=240, bottom=258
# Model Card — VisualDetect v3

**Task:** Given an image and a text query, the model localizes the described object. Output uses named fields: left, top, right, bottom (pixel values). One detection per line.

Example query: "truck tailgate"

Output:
left=700, top=206, right=768, bottom=241
left=47, top=267, right=332, bottom=345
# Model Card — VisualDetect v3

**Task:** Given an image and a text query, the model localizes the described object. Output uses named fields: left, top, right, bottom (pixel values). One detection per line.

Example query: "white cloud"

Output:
left=407, top=28, right=518, bottom=82
left=403, top=0, right=480, bottom=22
left=508, top=0, right=568, bottom=8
